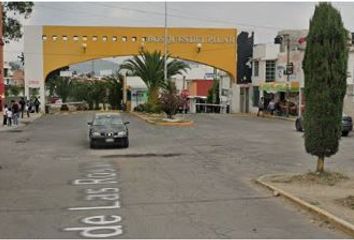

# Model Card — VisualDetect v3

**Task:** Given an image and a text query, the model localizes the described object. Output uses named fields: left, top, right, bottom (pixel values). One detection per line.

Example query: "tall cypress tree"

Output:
left=303, top=3, right=348, bottom=173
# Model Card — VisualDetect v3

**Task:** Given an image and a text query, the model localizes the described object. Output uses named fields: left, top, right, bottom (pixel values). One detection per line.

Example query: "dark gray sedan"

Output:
left=88, top=113, right=129, bottom=148
left=295, top=114, right=353, bottom=136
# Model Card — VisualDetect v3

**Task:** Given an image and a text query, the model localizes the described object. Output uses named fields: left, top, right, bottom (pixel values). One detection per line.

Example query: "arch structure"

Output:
left=24, top=25, right=237, bottom=111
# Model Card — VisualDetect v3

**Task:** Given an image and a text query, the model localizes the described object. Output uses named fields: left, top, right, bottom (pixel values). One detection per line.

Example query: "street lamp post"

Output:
left=0, top=2, right=4, bottom=111
left=285, top=35, right=290, bottom=118
left=164, top=1, right=168, bottom=82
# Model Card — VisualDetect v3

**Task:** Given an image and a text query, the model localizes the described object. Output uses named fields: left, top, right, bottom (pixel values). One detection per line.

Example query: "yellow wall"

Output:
left=43, top=26, right=237, bottom=80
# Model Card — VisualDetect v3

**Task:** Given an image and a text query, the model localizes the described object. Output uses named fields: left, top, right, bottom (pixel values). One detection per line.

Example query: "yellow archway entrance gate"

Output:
left=24, top=25, right=237, bottom=112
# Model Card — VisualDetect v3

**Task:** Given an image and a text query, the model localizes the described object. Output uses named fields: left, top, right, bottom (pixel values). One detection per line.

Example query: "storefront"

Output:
left=259, top=81, right=301, bottom=116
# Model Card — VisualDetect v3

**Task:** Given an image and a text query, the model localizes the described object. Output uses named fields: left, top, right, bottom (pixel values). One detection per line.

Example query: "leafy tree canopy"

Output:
left=302, top=2, right=348, bottom=172
left=3, top=2, right=34, bottom=43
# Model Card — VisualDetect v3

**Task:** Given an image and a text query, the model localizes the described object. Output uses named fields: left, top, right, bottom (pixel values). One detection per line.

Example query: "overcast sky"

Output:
left=5, top=1, right=354, bottom=62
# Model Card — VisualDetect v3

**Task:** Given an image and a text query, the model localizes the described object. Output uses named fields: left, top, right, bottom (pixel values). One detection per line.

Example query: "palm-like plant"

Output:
left=103, top=72, right=123, bottom=110
left=120, top=50, right=190, bottom=111
left=88, top=80, right=107, bottom=110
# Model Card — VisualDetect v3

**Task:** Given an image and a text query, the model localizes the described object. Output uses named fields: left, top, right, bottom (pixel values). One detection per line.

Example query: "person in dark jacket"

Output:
left=34, top=97, right=41, bottom=113
left=3, top=104, right=7, bottom=126
left=11, top=100, right=20, bottom=126
left=19, top=97, right=26, bottom=118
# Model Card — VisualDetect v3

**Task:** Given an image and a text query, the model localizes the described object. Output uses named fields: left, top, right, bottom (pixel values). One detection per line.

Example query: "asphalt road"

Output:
left=0, top=112, right=351, bottom=238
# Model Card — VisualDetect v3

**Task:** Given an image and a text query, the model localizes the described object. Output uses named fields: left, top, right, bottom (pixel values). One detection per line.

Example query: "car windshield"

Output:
left=93, top=116, right=123, bottom=126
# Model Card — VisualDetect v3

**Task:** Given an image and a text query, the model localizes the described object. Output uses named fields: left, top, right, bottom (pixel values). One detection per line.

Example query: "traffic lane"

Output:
left=112, top=114, right=344, bottom=238
left=113, top=153, right=344, bottom=238
left=168, top=114, right=354, bottom=177
left=0, top=112, right=348, bottom=238
left=0, top=113, right=126, bottom=238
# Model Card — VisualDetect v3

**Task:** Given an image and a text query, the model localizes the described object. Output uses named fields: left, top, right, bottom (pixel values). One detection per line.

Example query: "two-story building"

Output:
left=250, top=30, right=354, bottom=118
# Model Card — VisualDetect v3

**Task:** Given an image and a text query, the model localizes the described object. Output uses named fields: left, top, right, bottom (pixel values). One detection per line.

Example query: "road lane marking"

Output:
left=63, top=162, right=123, bottom=238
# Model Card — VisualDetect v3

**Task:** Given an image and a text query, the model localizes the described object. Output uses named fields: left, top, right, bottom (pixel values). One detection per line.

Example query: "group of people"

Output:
left=2, top=97, right=41, bottom=127
left=257, top=97, right=296, bottom=117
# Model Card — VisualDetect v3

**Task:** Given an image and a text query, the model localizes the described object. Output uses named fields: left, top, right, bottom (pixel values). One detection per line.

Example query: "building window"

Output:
left=254, top=60, right=259, bottom=77
left=252, top=86, right=259, bottom=107
left=266, top=60, right=276, bottom=82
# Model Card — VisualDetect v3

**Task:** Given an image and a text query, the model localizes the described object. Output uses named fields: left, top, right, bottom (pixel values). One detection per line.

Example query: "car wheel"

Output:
left=295, top=119, right=303, bottom=132
left=342, top=131, right=349, bottom=137
left=123, top=138, right=129, bottom=148
left=90, top=141, right=96, bottom=149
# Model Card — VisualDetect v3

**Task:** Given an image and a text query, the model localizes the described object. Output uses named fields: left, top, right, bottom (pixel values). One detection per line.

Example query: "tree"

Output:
left=30, top=88, right=39, bottom=98
left=9, top=85, right=22, bottom=97
left=103, top=73, right=123, bottom=110
left=160, top=81, right=182, bottom=119
left=55, top=77, right=72, bottom=103
left=120, top=50, right=190, bottom=112
left=3, top=2, right=34, bottom=43
left=88, top=80, right=107, bottom=110
left=45, top=66, right=70, bottom=97
left=207, top=79, right=220, bottom=104
left=302, top=3, right=348, bottom=173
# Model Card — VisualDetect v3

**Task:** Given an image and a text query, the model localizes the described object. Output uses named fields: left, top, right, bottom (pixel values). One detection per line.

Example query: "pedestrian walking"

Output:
left=34, top=97, right=41, bottom=113
left=257, top=97, right=265, bottom=117
left=268, top=99, right=276, bottom=115
left=6, top=106, right=12, bottom=127
left=11, top=100, right=20, bottom=126
left=26, top=101, right=31, bottom=118
left=3, top=104, right=7, bottom=126
left=19, top=97, right=26, bottom=118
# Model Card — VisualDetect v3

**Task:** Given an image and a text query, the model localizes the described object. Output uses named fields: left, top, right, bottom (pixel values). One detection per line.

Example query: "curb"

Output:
left=130, top=112, right=194, bottom=127
left=256, top=174, right=354, bottom=237
left=233, top=113, right=296, bottom=122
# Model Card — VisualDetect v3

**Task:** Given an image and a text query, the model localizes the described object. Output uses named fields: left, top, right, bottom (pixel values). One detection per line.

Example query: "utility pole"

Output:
left=164, top=1, right=168, bottom=82
left=286, top=36, right=290, bottom=117
left=275, top=33, right=292, bottom=117
left=0, top=2, right=4, bottom=111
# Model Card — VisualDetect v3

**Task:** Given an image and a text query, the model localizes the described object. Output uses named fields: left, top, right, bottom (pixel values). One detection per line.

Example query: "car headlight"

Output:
left=92, top=132, right=101, bottom=137
left=118, top=131, right=127, bottom=136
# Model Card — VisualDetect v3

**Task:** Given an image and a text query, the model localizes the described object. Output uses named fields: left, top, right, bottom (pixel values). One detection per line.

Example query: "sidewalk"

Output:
left=257, top=173, right=354, bottom=237
left=0, top=113, right=42, bottom=132
left=233, top=112, right=297, bottom=122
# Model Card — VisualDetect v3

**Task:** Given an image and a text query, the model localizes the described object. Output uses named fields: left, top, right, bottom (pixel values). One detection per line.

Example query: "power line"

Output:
left=87, top=2, right=283, bottom=32
left=33, top=2, right=285, bottom=34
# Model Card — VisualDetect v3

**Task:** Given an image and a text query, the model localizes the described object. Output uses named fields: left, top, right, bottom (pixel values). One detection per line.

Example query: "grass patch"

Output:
left=336, top=196, right=354, bottom=210
left=271, top=172, right=349, bottom=186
